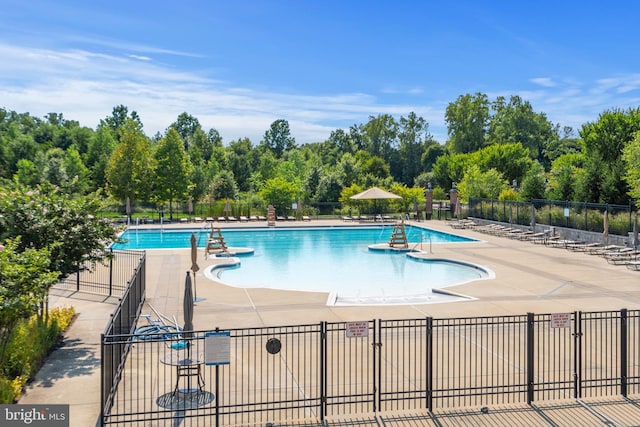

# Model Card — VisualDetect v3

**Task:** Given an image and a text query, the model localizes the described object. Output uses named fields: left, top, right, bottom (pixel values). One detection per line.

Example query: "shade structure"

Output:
left=603, top=209, right=609, bottom=244
left=350, top=187, right=402, bottom=200
left=190, top=233, right=203, bottom=302
left=454, top=199, right=462, bottom=219
left=183, top=271, right=194, bottom=340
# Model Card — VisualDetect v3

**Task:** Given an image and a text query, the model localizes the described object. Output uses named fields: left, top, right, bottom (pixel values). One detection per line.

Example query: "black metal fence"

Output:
left=101, top=309, right=640, bottom=426
left=56, top=249, right=146, bottom=296
left=100, top=251, right=146, bottom=420
left=469, top=198, right=637, bottom=236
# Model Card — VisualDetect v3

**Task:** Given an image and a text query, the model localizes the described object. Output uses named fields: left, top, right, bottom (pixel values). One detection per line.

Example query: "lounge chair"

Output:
left=239, top=216, right=248, bottom=222
left=626, top=261, right=640, bottom=271
left=341, top=216, right=354, bottom=221
left=605, top=250, right=639, bottom=265
left=227, top=216, right=238, bottom=222
left=205, top=217, right=214, bottom=223
left=276, top=216, right=286, bottom=221
left=194, top=217, right=204, bottom=223
left=287, top=216, right=295, bottom=221
left=302, top=215, right=311, bottom=221
left=566, top=242, right=602, bottom=252
left=258, top=216, right=266, bottom=221
left=217, top=216, right=227, bottom=222
left=249, top=215, right=258, bottom=221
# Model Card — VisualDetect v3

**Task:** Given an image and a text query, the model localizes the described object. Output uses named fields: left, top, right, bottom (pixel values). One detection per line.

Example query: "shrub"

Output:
left=0, top=306, right=75, bottom=403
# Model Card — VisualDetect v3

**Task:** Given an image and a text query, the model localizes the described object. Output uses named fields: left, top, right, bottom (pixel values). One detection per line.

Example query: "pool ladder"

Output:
left=410, top=235, right=432, bottom=253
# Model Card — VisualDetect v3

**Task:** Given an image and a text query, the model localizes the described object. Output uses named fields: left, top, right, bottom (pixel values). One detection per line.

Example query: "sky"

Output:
left=1, top=0, right=640, bottom=145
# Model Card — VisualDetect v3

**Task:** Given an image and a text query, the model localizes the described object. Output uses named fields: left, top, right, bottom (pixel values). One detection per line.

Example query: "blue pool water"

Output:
left=113, top=226, right=489, bottom=305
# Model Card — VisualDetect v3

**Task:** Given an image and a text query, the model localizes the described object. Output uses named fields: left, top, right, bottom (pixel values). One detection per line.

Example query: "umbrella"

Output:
left=183, top=271, right=194, bottom=340
left=126, top=197, right=131, bottom=224
left=603, top=209, right=609, bottom=244
left=190, top=233, right=203, bottom=302
left=350, top=187, right=401, bottom=216
left=350, top=187, right=401, bottom=200
left=633, top=212, right=638, bottom=249
left=530, top=204, right=536, bottom=230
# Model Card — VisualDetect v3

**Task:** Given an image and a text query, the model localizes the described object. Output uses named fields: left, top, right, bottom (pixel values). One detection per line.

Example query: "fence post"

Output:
left=526, top=312, right=535, bottom=404
left=373, top=319, right=379, bottom=413
left=573, top=311, right=582, bottom=399
left=320, top=321, right=327, bottom=421
left=621, top=309, right=628, bottom=397
left=108, top=248, right=114, bottom=296
left=215, top=326, right=220, bottom=427
left=426, top=317, right=433, bottom=412
left=100, top=333, right=104, bottom=427
left=76, top=269, right=80, bottom=292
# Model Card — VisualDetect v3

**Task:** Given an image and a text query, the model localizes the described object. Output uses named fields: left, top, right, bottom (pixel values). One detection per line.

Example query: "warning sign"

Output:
left=550, top=313, right=571, bottom=329
left=345, top=321, right=369, bottom=338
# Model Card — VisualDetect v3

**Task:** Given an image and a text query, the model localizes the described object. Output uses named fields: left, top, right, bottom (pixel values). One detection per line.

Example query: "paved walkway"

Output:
left=17, top=219, right=640, bottom=426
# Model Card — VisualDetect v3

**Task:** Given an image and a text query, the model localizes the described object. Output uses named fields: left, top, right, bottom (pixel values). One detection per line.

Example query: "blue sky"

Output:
left=1, top=0, right=639, bottom=144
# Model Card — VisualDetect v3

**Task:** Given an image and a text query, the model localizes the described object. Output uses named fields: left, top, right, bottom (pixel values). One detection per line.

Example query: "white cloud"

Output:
left=530, top=77, right=557, bottom=88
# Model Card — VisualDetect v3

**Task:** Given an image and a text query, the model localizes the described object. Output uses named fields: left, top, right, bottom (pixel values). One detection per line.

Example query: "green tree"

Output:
left=457, top=164, right=506, bottom=201
left=105, top=119, right=155, bottom=204
left=362, top=114, right=398, bottom=162
left=0, top=183, right=118, bottom=279
left=13, top=159, right=40, bottom=187
left=62, top=147, right=90, bottom=194
left=0, top=239, right=58, bottom=366
left=226, top=138, right=255, bottom=192
left=622, top=131, right=640, bottom=203
left=397, top=112, right=433, bottom=185
left=85, top=126, right=116, bottom=192
left=210, top=170, right=238, bottom=201
left=431, top=152, right=469, bottom=190
left=260, top=119, right=296, bottom=158
left=445, top=93, right=489, bottom=153
left=486, top=95, right=557, bottom=165
left=579, top=108, right=640, bottom=203
left=470, top=143, right=533, bottom=185
left=548, top=153, right=584, bottom=201
left=519, top=162, right=546, bottom=200
left=259, top=177, right=299, bottom=214
left=154, top=129, right=193, bottom=218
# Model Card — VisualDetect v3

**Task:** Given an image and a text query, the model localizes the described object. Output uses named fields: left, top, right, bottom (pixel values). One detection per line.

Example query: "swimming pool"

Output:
left=113, top=226, right=491, bottom=305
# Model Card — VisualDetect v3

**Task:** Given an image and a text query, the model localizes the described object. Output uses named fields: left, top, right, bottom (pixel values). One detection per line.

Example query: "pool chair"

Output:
left=588, top=245, right=625, bottom=255
left=286, top=216, right=295, bottom=221
left=205, top=217, right=214, bottom=223
left=239, top=216, right=249, bottom=222
left=302, top=215, right=311, bottom=221
left=258, top=215, right=266, bottom=221
left=249, top=215, right=258, bottom=221
left=276, top=216, right=286, bottom=221
left=227, top=216, right=238, bottom=222
left=341, top=216, right=354, bottom=221
left=217, top=216, right=227, bottom=222
left=566, top=242, right=602, bottom=252
left=626, top=260, right=640, bottom=271
left=605, top=249, right=639, bottom=265
left=194, top=217, right=204, bottom=223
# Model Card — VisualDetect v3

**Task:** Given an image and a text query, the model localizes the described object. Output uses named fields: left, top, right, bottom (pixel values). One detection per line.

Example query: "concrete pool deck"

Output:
left=19, top=218, right=640, bottom=426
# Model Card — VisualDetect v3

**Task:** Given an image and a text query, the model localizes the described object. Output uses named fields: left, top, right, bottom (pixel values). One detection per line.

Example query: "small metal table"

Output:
left=160, top=349, right=205, bottom=396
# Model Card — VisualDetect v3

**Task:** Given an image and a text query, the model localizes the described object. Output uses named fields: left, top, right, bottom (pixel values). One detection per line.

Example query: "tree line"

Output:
left=1, top=93, right=639, bottom=218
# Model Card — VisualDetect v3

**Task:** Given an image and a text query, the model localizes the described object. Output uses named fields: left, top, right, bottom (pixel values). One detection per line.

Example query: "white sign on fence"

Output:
left=345, top=321, right=369, bottom=338
left=204, top=331, right=231, bottom=365
left=550, top=313, right=571, bottom=329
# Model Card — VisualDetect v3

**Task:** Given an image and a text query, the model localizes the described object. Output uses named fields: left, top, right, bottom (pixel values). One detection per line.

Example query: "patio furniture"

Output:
left=161, top=348, right=205, bottom=398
